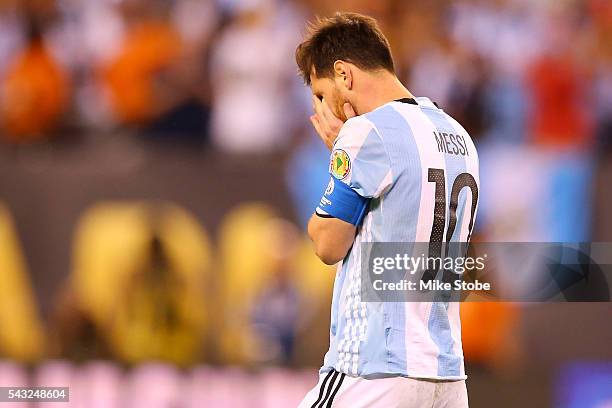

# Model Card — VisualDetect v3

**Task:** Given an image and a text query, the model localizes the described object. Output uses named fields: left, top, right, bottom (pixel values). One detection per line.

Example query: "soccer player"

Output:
left=295, top=13, right=479, bottom=408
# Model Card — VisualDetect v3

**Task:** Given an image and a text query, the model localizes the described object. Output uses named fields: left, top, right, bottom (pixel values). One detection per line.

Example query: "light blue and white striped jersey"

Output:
left=322, top=96, right=479, bottom=380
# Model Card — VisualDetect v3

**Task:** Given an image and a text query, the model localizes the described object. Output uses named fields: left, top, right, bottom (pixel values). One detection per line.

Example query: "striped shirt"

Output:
left=322, top=97, right=480, bottom=380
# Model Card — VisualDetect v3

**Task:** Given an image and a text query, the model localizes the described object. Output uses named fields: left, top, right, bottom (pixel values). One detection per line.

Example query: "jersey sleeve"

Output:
left=330, top=116, right=393, bottom=198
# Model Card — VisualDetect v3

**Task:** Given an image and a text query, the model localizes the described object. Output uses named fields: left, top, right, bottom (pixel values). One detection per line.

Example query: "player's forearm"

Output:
left=307, top=214, right=354, bottom=265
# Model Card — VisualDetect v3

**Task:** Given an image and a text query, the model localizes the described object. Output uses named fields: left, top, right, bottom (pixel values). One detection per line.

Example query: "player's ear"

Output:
left=333, top=60, right=352, bottom=90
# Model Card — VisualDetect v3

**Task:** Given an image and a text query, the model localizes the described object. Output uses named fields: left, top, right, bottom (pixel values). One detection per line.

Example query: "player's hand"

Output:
left=310, top=95, right=356, bottom=150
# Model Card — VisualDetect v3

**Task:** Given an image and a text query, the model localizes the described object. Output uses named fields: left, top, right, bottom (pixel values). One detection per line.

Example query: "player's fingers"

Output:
left=312, top=95, right=325, bottom=120
left=343, top=102, right=357, bottom=120
left=312, top=103, right=333, bottom=132
left=312, top=108, right=327, bottom=130
left=310, top=115, right=324, bottom=137
left=321, top=99, right=342, bottom=124
left=311, top=114, right=335, bottom=147
left=318, top=115, right=334, bottom=137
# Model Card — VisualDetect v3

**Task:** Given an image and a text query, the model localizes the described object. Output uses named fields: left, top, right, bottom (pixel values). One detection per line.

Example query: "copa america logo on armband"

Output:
left=325, top=178, right=334, bottom=196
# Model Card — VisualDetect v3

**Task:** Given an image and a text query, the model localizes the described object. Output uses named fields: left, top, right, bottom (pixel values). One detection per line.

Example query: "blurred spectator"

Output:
left=250, top=219, right=302, bottom=365
left=285, top=133, right=331, bottom=228
left=404, top=7, right=494, bottom=138
left=216, top=204, right=332, bottom=366
left=408, top=36, right=459, bottom=111
left=100, top=1, right=183, bottom=126
left=526, top=54, right=592, bottom=148
left=142, top=0, right=220, bottom=142
left=110, top=233, right=204, bottom=365
left=171, top=0, right=220, bottom=47
left=525, top=6, right=593, bottom=149
left=209, top=0, right=305, bottom=153
left=53, top=202, right=211, bottom=366
left=0, top=7, right=69, bottom=142
left=460, top=301, right=522, bottom=374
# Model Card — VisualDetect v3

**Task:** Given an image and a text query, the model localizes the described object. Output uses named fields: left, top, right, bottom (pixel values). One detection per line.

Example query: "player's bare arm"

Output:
left=307, top=213, right=355, bottom=265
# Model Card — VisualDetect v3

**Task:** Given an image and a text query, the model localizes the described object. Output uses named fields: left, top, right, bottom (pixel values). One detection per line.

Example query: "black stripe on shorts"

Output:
left=311, top=370, right=334, bottom=408
left=325, top=372, right=345, bottom=407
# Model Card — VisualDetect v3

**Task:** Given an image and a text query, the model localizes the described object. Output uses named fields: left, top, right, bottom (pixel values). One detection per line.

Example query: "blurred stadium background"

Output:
left=0, top=0, right=610, bottom=406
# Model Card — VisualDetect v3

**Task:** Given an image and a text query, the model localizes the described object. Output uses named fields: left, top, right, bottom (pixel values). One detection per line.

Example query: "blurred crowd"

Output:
left=0, top=0, right=306, bottom=148
left=0, top=0, right=609, bottom=150
left=0, top=0, right=611, bottom=406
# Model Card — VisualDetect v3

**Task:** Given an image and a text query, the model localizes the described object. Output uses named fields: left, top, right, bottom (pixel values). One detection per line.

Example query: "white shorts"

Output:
left=298, top=370, right=469, bottom=408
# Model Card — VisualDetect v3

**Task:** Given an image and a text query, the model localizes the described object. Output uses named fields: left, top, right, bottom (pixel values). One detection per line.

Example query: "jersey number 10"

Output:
left=427, top=168, right=479, bottom=259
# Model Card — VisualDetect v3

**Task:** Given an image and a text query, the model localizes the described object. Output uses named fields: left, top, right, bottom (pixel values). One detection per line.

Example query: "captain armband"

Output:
left=315, top=177, right=369, bottom=226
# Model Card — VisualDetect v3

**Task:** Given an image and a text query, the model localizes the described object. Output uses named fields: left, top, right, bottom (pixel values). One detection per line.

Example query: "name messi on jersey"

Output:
left=433, top=131, right=469, bottom=156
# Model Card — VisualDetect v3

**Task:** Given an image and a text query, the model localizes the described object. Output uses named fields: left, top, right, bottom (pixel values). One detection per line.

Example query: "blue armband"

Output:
left=315, top=177, right=370, bottom=226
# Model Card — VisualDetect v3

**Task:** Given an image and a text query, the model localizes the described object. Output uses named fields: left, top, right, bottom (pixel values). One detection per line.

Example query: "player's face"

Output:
left=310, top=73, right=349, bottom=122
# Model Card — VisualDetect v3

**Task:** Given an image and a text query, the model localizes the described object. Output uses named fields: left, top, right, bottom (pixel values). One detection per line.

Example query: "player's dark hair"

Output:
left=295, top=12, right=395, bottom=85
